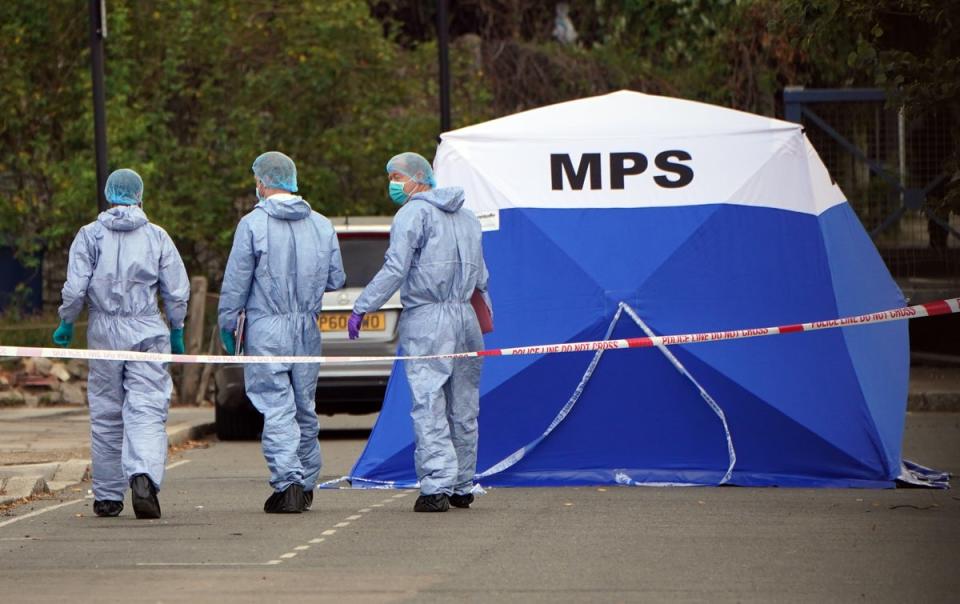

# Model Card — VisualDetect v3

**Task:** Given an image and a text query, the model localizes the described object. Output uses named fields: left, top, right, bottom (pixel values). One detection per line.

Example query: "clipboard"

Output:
left=234, top=310, right=246, bottom=356
left=471, top=289, right=494, bottom=334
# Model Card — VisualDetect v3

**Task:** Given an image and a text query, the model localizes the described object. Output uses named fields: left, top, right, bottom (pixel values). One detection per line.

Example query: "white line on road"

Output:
left=259, top=489, right=415, bottom=567
left=0, top=499, right=84, bottom=530
left=0, top=536, right=38, bottom=541
left=136, top=561, right=281, bottom=567
left=165, top=459, right=192, bottom=470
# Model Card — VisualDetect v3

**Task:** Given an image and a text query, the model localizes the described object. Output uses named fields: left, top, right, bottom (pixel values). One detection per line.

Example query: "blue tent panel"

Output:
left=349, top=202, right=911, bottom=489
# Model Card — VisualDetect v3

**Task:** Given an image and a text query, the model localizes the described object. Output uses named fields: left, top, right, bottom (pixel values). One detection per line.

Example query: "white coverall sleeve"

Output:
left=327, top=231, right=346, bottom=291
left=158, top=231, right=190, bottom=330
left=218, top=220, right=256, bottom=332
left=352, top=207, right=423, bottom=315
left=58, top=229, right=95, bottom=324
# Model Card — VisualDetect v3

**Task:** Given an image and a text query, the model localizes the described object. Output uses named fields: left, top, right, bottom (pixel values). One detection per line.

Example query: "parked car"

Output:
left=214, top=217, right=400, bottom=440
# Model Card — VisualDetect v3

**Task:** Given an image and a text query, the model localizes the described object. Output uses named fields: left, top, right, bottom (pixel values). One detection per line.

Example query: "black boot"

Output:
left=93, top=500, right=123, bottom=517
left=303, top=489, right=314, bottom=511
left=130, top=474, right=161, bottom=519
left=264, top=483, right=307, bottom=514
left=413, top=493, right=450, bottom=513
left=449, top=493, right=474, bottom=509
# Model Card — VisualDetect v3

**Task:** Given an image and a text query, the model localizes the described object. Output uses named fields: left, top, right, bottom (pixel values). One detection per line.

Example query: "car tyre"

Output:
left=215, top=400, right=263, bottom=441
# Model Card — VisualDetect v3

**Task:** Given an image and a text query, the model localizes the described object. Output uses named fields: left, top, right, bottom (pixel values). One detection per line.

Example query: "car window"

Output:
left=339, top=236, right=390, bottom=288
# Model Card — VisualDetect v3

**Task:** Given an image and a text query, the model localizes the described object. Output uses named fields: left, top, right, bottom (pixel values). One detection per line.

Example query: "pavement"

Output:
left=907, top=365, right=960, bottom=411
left=0, top=413, right=957, bottom=602
left=0, top=406, right=214, bottom=506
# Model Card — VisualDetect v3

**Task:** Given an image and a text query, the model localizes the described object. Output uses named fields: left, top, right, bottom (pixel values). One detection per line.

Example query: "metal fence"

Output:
left=784, top=88, right=959, bottom=280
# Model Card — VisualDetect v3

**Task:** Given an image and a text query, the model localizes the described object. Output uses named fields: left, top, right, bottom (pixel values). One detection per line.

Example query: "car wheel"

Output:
left=215, top=400, right=264, bottom=441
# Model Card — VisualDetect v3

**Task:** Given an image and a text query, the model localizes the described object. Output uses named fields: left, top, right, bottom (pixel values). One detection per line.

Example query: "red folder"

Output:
left=471, top=289, right=494, bottom=334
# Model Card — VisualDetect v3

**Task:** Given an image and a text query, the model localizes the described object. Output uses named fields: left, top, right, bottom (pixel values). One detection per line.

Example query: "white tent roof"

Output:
left=434, top=90, right=845, bottom=216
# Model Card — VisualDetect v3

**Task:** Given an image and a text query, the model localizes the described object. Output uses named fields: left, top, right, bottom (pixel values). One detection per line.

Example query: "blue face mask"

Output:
left=389, top=180, right=410, bottom=205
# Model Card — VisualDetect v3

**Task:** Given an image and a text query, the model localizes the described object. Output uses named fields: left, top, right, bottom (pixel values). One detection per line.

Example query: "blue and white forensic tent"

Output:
left=349, top=90, right=942, bottom=489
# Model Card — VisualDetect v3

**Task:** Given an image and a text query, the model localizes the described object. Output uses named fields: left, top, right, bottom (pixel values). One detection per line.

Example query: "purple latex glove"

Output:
left=348, top=312, right=365, bottom=340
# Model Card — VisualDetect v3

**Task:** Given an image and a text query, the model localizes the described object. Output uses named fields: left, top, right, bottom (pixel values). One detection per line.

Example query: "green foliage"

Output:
left=0, top=0, right=449, bottom=282
left=1, top=0, right=956, bottom=289
left=775, top=0, right=960, bottom=212
left=0, top=1, right=93, bottom=263
left=0, top=311, right=89, bottom=348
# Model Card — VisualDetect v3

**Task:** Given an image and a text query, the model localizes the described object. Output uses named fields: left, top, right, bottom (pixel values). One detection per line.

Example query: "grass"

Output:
left=0, top=293, right=222, bottom=353
left=0, top=311, right=89, bottom=349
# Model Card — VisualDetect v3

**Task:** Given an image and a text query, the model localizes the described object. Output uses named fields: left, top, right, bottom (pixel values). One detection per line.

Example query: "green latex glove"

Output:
left=52, top=321, right=74, bottom=347
left=220, top=328, right=236, bottom=355
left=170, top=328, right=185, bottom=354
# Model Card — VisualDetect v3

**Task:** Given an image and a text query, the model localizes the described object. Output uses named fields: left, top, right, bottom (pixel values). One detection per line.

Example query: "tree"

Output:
left=776, top=0, right=960, bottom=247
left=1, top=0, right=444, bottom=286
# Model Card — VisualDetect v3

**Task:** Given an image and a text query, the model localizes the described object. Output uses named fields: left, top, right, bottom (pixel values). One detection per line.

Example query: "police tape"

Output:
left=0, top=298, right=957, bottom=365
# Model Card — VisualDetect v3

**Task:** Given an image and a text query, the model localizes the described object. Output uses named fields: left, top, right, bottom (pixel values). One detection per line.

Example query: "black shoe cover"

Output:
left=93, top=500, right=123, bottom=517
left=264, top=483, right=307, bottom=514
left=303, top=489, right=314, bottom=511
left=449, top=493, right=474, bottom=509
left=413, top=493, right=450, bottom=513
left=130, top=474, right=161, bottom=519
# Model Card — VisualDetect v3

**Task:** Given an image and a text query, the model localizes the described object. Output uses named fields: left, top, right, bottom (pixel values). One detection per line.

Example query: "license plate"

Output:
left=318, top=311, right=387, bottom=332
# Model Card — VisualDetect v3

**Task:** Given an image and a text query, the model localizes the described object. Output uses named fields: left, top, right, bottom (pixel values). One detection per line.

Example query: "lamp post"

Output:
left=437, top=0, right=451, bottom=135
left=89, top=0, right=108, bottom=212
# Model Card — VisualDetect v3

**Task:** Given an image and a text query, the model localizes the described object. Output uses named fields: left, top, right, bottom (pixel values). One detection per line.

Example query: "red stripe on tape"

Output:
left=478, top=350, right=502, bottom=357
left=922, top=300, right=952, bottom=316
left=625, top=337, right=654, bottom=348
left=778, top=324, right=804, bottom=334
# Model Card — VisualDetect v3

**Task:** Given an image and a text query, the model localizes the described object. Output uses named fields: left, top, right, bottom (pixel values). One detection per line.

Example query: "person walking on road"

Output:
left=219, top=151, right=345, bottom=514
left=348, top=152, right=492, bottom=513
left=54, top=168, right=190, bottom=519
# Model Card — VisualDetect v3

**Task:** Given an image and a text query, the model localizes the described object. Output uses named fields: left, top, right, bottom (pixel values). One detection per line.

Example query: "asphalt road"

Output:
left=1, top=413, right=958, bottom=603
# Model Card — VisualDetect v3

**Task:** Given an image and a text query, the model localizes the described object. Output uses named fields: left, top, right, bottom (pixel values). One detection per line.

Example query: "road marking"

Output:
left=0, top=499, right=84, bottom=530
left=137, top=561, right=280, bottom=567
left=165, top=459, right=191, bottom=470
left=261, top=488, right=414, bottom=567
left=0, top=537, right=37, bottom=541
